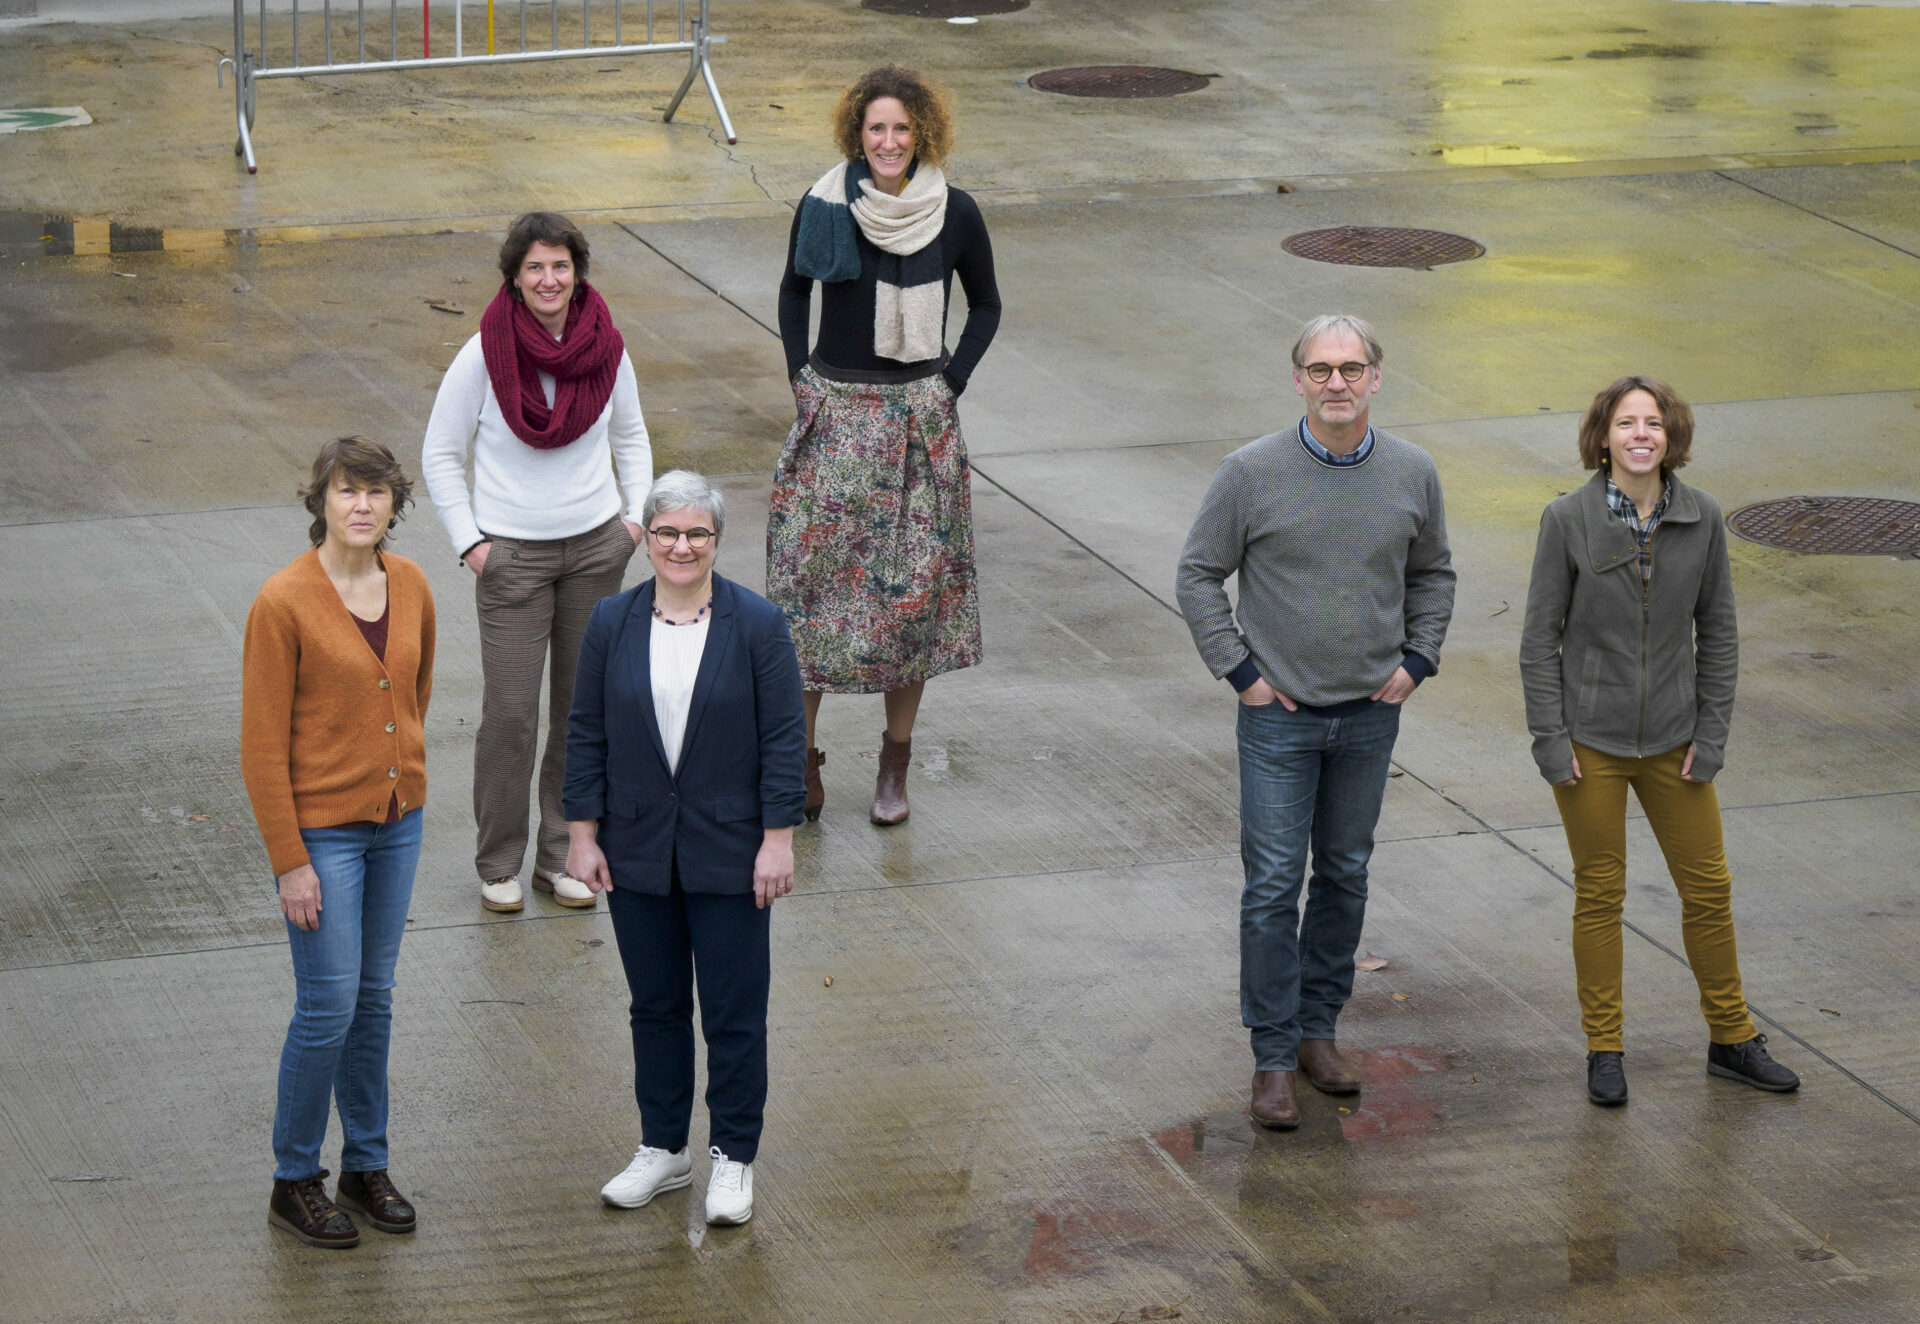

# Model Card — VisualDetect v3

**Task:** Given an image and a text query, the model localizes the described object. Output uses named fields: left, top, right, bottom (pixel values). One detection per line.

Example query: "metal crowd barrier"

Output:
left=219, top=0, right=734, bottom=174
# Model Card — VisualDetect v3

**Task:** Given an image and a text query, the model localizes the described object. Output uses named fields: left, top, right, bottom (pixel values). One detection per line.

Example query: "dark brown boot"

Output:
left=268, top=1170, right=360, bottom=1248
left=336, top=1168, right=417, bottom=1234
left=804, top=748, right=826, bottom=822
left=871, top=733, right=911, bottom=826
left=1249, top=1070, right=1301, bottom=1130
left=1299, top=1039, right=1363, bottom=1095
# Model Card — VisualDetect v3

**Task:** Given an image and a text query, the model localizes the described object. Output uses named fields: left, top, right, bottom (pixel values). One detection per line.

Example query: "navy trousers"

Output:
left=606, top=870, right=771, bottom=1162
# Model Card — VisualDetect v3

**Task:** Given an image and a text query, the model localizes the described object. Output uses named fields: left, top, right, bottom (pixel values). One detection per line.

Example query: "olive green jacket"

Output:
left=1519, top=471, right=1738, bottom=784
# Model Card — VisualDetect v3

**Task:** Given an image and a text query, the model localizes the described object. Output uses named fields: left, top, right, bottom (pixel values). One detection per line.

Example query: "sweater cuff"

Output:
left=1401, top=651, right=1435, bottom=685
left=941, top=369, right=966, bottom=397
left=1225, top=657, right=1263, bottom=692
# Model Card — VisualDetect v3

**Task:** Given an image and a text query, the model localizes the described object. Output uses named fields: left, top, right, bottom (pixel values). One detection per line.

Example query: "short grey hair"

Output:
left=642, top=469, right=726, bottom=535
left=1291, top=314, right=1384, bottom=369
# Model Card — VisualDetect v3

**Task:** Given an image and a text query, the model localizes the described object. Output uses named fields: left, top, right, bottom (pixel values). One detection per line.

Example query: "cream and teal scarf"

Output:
left=794, top=159, right=949, bottom=363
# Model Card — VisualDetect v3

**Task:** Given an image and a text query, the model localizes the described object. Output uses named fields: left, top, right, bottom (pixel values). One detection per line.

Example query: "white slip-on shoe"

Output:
left=705, top=1146, right=753, bottom=1226
left=533, top=868, right=598, bottom=908
left=600, top=1144, right=692, bottom=1208
left=480, top=877, right=523, bottom=913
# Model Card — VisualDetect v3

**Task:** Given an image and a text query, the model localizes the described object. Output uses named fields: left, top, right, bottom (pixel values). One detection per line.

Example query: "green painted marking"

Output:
left=0, top=107, right=90, bottom=133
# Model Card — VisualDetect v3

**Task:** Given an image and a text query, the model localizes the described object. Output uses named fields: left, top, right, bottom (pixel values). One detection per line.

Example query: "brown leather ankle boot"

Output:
left=1298, top=1039, right=1363, bottom=1095
left=804, top=748, right=826, bottom=822
left=871, top=733, right=911, bottom=826
left=1249, top=1070, right=1300, bottom=1130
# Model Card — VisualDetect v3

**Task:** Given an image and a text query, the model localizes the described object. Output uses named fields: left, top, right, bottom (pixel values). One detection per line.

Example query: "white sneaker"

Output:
left=480, top=876, right=523, bottom=913
left=600, top=1144, right=692, bottom=1208
left=705, top=1146, right=753, bottom=1225
left=534, top=868, right=597, bottom=908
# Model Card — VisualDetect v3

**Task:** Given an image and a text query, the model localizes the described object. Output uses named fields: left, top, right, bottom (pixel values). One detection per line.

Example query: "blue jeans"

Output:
left=272, top=809, right=422, bottom=1181
left=1237, top=700, right=1401, bottom=1071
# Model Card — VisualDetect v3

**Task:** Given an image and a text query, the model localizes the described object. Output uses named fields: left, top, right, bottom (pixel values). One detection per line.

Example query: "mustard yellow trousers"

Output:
left=1552, top=742, right=1757, bottom=1053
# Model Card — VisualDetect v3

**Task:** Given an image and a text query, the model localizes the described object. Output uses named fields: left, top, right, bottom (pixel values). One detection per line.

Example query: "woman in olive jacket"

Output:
left=1520, top=376, right=1797, bottom=1107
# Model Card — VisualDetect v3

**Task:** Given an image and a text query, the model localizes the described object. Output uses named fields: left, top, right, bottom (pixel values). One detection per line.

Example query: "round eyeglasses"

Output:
left=1302, top=361, right=1373, bottom=384
left=647, top=525, right=715, bottom=549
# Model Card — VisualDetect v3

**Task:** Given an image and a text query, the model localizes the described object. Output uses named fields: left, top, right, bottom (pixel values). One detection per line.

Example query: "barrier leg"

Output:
left=230, top=2, right=259, bottom=172
left=662, top=46, right=700, bottom=125
left=663, top=2, right=734, bottom=143
left=698, top=40, right=735, bottom=144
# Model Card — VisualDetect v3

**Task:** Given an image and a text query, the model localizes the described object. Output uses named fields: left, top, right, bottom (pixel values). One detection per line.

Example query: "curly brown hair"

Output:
left=299, top=435, right=414, bottom=548
left=1577, top=376, right=1695, bottom=471
left=830, top=65, right=954, bottom=169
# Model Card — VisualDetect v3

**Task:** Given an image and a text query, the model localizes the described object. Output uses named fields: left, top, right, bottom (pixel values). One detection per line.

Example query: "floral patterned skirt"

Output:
left=766, top=360, right=983, bottom=694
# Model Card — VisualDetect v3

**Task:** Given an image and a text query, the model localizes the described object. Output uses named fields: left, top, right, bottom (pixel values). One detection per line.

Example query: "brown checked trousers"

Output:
left=472, top=514, right=637, bottom=883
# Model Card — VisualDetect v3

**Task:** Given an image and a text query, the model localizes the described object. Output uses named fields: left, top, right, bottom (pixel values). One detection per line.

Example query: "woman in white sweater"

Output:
left=422, top=211, right=653, bottom=914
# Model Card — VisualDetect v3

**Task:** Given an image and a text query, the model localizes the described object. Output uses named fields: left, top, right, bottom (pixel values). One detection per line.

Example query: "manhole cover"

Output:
left=863, top=0, right=1027, bottom=14
left=1728, top=496, right=1920, bottom=556
left=1282, top=226, right=1485, bottom=269
left=1027, top=66, right=1211, bottom=98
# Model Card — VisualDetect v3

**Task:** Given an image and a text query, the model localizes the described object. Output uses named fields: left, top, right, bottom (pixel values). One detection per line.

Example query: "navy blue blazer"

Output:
left=563, top=574, right=806, bottom=895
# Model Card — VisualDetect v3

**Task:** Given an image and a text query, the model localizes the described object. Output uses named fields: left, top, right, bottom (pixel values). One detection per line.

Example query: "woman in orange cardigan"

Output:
left=241, top=436, right=435, bottom=1250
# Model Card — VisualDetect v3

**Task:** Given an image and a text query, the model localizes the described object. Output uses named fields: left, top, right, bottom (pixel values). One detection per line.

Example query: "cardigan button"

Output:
left=388, top=767, right=399, bottom=779
left=378, top=678, right=391, bottom=690
left=385, top=721, right=396, bottom=733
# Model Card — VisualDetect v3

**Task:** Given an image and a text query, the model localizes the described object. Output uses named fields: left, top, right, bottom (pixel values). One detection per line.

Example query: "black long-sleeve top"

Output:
left=778, top=185, right=1002, bottom=393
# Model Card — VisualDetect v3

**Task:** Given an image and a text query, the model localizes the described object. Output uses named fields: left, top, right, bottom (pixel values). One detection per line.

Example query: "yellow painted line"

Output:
left=72, top=218, right=110, bottom=255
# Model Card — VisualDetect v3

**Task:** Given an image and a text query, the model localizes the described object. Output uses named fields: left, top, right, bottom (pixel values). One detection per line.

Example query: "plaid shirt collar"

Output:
left=1605, top=474, right=1671, bottom=580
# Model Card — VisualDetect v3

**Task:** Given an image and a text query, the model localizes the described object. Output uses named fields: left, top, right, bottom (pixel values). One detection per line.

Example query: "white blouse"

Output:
left=650, top=615, right=711, bottom=773
left=419, top=334, right=653, bottom=555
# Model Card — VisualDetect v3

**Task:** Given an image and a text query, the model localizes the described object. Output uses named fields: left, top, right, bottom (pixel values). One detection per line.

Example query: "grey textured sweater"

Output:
left=1176, top=426, right=1456, bottom=707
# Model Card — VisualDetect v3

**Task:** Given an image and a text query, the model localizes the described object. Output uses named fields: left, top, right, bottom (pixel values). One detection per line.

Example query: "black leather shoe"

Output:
left=1586, top=1051, right=1628, bottom=1106
left=268, top=1170, right=360, bottom=1248
left=1707, top=1034, right=1800, bottom=1092
left=336, top=1168, right=417, bottom=1233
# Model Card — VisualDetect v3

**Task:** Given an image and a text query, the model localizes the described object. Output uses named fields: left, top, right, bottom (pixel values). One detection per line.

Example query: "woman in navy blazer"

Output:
left=564, top=470, right=806, bottom=1227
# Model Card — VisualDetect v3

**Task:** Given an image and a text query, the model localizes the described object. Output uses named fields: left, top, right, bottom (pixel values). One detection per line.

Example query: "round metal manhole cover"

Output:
left=863, top=0, right=1027, bottom=14
left=1027, top=66, right=1211, bottom=98
left=1282, top=226, right=1486, bottom=270
left=1728, top=496, right=1920, bottom=556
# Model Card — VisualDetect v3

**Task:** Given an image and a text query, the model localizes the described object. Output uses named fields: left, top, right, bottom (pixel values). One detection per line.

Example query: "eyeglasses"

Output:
left=1301, top=361, right=1373, bottom=384
left=647, top=526, right=715, bottom=549
left=1301, top=360, right=1374, bottom=384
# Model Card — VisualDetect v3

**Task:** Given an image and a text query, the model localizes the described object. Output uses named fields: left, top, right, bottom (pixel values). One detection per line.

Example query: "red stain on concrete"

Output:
left=1351, top=1044, right=1448, bottom=1086
left=1340, top=1044, right=1448, bottom=1144
left=1023, top=1206, right=1157, bottom=1283
left=1152, top=1121, right=1197, bottom=1167
left=1358, top=1195, right=1422, bottom=1220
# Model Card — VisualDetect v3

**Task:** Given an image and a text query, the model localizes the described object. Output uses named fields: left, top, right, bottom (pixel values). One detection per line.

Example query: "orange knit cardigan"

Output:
left=241, top=549, right=436, bottom=875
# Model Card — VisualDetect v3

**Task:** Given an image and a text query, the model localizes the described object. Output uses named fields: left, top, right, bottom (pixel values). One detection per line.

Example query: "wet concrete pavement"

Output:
left=3, top=1, right=1919, bottom=1319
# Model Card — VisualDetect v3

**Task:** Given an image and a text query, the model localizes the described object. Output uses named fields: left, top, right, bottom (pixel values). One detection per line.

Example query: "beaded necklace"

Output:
left=652, top=598, right=712, bottom=627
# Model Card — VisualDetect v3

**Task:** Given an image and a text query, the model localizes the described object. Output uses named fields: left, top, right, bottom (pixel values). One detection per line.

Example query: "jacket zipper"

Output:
left=1636, top=533, right=1653, bottom=753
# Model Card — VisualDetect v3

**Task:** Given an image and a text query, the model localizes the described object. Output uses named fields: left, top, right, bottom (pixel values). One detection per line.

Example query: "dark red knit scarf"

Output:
left=479, top=282, right=625, bottom=450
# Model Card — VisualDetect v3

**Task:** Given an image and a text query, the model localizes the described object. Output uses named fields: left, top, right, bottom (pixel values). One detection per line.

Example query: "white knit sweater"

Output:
left=421, top=333, right=653, bottom=555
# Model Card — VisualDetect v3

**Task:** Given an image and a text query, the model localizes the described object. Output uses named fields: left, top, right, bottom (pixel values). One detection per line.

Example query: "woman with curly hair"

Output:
left=1520, top=376, right=1798, bottom=1107
left=771, top=64, right=1002, bottom=826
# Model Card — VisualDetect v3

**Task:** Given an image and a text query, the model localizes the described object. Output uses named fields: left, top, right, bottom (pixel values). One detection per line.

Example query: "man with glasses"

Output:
left=1176, top=314, right=1455, bottom=1129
